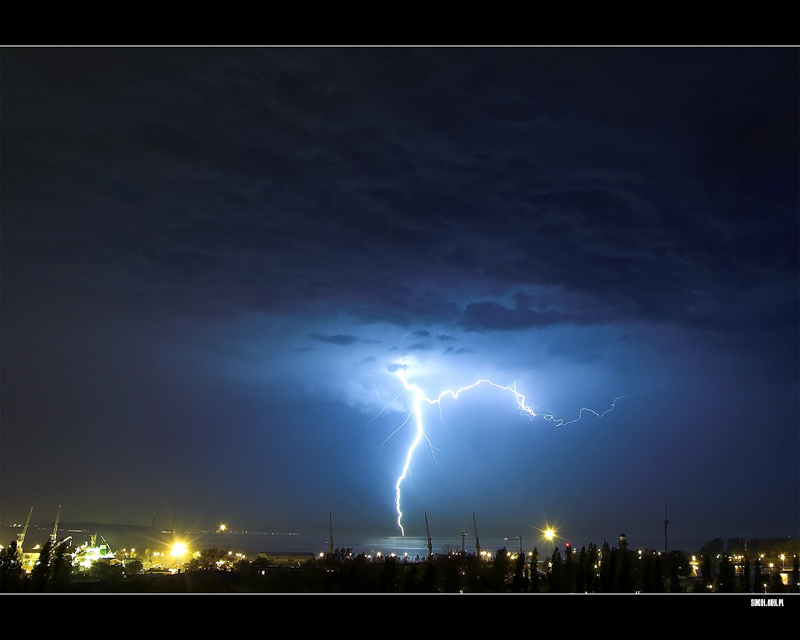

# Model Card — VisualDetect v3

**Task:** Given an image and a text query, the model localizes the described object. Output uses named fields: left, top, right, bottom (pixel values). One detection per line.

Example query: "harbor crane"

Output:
left=50, top=505, right=62, bottom=547
left=145, top=514, right=156, bottom=566
left=16, top=507, right=33, bottom=552
left=15, top=507, right=34, bottom=561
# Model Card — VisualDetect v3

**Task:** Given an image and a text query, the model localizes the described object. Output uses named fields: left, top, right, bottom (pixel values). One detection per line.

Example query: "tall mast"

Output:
left=328, top=510, right=333, bottom=555
left=664, top=506, right=669, bottom=553
left=425, top=512, right=432, bottom=558
left=473, top=512, right=481, bottom=556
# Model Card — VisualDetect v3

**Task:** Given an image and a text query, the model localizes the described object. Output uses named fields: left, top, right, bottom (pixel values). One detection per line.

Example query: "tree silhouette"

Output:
left=185, top=547, right=227, bottom=571
left=582, top=543, right=599, bottom=593
left=665, top=550, right=689, bottom=593
left=489, top=547, right=511, bottom=591
left=529, top=547, right=541, bottom=592
left=753, top=557, right=764, bottom=593
left=717, top=554, right=736, bottom=592
left=563, top=543, right=577, bottom=592
left=50, top=543, right=72, bottom=591
left=511, top=553, right=526, bottom=592
left=549, top=546, right=564, bottom=592
left=0, top=541, right=24, bottom=592
left=30, top=540, right=52, bottom=591
left=700, top=554, right=713, bottom=591
left=741, top=554, right=751, bottom=593
left=599, top=540, right=613, bottom=592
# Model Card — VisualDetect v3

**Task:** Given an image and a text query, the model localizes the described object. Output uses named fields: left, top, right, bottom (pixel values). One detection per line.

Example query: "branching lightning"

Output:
left=384, top=368, right=624, bottom=536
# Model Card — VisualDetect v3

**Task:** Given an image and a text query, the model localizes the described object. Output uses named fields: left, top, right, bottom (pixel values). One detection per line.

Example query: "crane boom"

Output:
left=50, top=505, right=61, bottom=547
left=17, top=507, right=33, bottom=552
left=146, top=514, right=155, bottom=566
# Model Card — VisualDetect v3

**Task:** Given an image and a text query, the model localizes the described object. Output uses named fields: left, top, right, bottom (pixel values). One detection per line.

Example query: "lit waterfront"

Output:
left=4, top=516, right=797, bottom=596
left=2, top=520, right=743, bottom=562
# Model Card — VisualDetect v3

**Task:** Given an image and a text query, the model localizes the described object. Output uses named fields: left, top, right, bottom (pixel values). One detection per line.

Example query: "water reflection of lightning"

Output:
left=385, top=369, right=623, bottom=536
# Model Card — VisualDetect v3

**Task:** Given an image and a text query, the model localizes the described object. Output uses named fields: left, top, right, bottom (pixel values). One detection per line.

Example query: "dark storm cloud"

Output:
left=5, top=48, right=795, bottom=336
left=3, top=47, right=790, bottom=348
left=3, top=50, right=796, bottom=408
left=4, top=45, right=796, bottom=337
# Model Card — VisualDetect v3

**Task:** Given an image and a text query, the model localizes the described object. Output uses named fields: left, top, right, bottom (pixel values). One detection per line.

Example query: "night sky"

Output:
left=2, top=46, right=798, bottom=552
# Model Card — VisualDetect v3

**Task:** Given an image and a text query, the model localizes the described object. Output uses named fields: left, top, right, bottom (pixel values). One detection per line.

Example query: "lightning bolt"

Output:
left=385, top=369, right=624, bottom=536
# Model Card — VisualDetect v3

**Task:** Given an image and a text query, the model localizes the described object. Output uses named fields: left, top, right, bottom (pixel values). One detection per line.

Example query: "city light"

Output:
left=171, top=542, right=187, bottom=573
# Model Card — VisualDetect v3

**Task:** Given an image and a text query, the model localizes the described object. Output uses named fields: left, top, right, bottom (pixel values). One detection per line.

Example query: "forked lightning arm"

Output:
left=388, top=370, right=623, bottom=535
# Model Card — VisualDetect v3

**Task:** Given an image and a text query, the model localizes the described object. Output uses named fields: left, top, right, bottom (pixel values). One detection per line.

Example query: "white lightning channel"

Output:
left=386, top=369, right=624, bottom=536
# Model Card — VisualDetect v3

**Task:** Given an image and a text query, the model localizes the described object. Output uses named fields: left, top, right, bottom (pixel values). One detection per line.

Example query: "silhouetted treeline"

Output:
left=3, top=538, right=798, bottom=593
